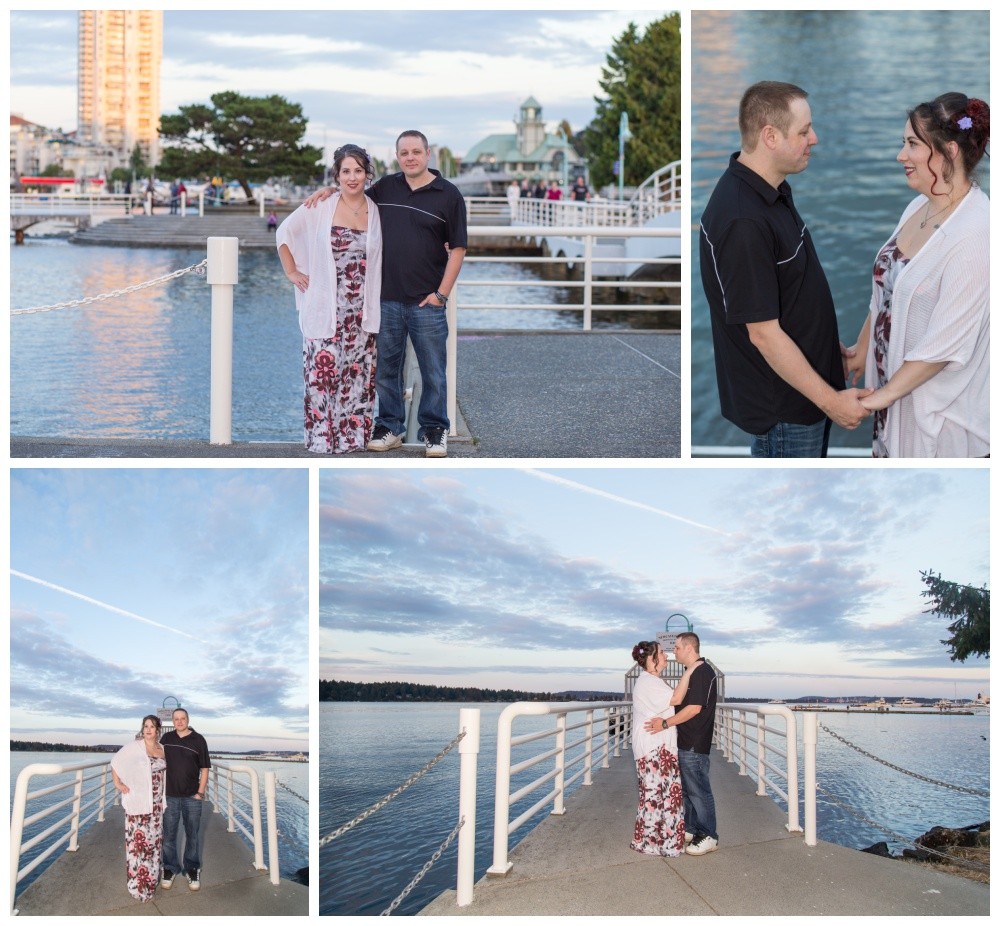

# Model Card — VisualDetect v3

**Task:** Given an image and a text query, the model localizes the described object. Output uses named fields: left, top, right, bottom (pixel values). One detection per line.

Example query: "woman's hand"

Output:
left=860, top=389, right=893, bottom=412
left=841, top=341, right=866, bottom=386
left=286, top=270, right=309, bottom=293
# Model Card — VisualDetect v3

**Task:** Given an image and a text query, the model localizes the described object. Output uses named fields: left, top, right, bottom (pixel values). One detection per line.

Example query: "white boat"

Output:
left=894, top=697, right=918, bottom=708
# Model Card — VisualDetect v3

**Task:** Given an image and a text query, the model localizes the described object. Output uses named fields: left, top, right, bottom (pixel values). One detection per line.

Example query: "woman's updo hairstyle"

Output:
left=632, top=640, right=659, bottom=668
left=139, top=714, right=162, bottom=736
left=333, top=144, right=375, bottom=185
left=908, top=93, right=990, bottom=192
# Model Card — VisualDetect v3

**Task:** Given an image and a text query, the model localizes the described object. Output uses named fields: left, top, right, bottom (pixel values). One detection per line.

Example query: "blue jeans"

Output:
left=375, top=300, right=449, bottom=439
left=678, top=748, right=718, bottom=841
left=162, top=795, right=204, bottom=873
left=750, top=418, right=831, bottom=458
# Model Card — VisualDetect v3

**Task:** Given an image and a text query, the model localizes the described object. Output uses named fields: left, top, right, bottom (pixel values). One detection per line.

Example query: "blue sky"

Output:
left=9, top=469, right=309, bottom=752
left=319, top=468, right=990, bottom=700
left=8, top=8, right=667, bottom=164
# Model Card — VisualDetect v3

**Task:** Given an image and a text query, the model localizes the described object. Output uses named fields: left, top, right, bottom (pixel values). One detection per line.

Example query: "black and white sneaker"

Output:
left=423, top=427, right=447, bottom=458
left=187, top=868, right=201, bottom=891
left=685, top=834, right=718, bottom=856
left=367, top=424, right=402, bottom=452
left=161, top=870, right=175, bottom=889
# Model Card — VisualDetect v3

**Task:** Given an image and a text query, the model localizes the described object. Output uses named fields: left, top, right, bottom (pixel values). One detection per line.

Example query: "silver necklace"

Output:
left=920, top=187, right=970, bottom=229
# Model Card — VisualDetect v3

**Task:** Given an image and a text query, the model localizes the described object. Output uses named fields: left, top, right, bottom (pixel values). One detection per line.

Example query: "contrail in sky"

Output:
left=11, top=569, right=208, bottom=643
left=523, top=471, right=733, bottom=537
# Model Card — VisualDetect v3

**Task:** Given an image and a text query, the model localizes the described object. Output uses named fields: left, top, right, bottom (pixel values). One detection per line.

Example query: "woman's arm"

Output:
left=669, top=664, right=697, bottom=706
left=111, top=768, right=130, bottom=794
left=843, top=315, right=871, bottom=386
left=860, top=359, right=948, bottom=411
left=278, top=243, right=309, bottom=293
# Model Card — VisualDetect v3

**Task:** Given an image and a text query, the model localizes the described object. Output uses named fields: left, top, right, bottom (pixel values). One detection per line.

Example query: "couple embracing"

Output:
left=630, top=632, right=719, bottom=858
left=109, top=707, right=210, bottom=902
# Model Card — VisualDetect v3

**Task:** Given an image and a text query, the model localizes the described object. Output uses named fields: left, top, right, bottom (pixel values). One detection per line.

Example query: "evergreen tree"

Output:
left=159, top=91, right=322, bottom=198
left=921, top=570, right=990, bottom=662
left=583, top=14, right=681, bottom=190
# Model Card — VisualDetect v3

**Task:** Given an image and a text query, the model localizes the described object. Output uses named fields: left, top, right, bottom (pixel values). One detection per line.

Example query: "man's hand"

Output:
left=419, top=292, right=445, bottom=308
left=303, top=187, right=335, bottom=209
left=824, top=388, right=873, bottom=429
left=643, top=717, right=665, bottom=733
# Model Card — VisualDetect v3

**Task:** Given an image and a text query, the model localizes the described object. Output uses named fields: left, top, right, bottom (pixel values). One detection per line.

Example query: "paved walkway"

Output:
left=420, top=750, right=988, bottom=917
left=13, top=803, right=307, bottom=916
left=10, top=332, right=680, bottom=459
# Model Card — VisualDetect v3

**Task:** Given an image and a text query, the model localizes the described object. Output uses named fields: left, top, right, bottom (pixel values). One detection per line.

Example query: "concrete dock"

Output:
left=420, top=750, right=988, bottom=916
left=10, top=332, right=681, bottom=459
left=13, top=803, right=308, bottom=916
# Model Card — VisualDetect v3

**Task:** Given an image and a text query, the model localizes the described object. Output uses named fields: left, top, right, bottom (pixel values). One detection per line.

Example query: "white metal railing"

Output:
left=487, top=700, right=632, bottom=878
left=9, top=758, right=115, bottom=912
left=10, top=192, right=134, bottom=217
left=209, top=762, right=278, bottom=884
left=715, top=704, right=802, bottom=837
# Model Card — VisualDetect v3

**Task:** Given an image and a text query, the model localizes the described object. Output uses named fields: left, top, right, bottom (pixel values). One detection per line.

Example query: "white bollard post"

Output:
left=803, top=711, right=817, bottom=846
left=181, top=191, right=187, bottom=218
left=145, top=192, right=153, bottom=215
left=259, top=191, right=265, bottom=218
left=199, top=188, right=205, bottom=217
left=456, top=708, right=480, bottom=907
left=265, top=772, right=280, bottom=885
left=207, top=237, right=239, bottom=444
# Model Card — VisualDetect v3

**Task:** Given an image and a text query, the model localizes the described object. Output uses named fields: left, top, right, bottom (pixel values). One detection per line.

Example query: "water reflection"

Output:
left=691, top=10, right=990, bottom=450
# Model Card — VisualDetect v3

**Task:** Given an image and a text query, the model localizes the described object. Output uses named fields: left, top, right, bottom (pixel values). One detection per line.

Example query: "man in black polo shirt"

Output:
left=700, top=81, right=871, bottom=456
left=160, top=708, right=211, bottom=891
left=306, top=130, right=467, bottom=457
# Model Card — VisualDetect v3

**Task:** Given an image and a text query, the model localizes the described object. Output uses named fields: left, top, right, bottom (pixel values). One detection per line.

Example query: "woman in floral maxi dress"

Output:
left=111, top=715, right=167, bottom=902
left=629, top=641, right=692, bottom=856
left=277, top=145, right=383, bottom=453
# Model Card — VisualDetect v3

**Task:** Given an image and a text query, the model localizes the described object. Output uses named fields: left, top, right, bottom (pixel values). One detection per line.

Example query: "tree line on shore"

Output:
left=322, top=679, right=582, bottom=703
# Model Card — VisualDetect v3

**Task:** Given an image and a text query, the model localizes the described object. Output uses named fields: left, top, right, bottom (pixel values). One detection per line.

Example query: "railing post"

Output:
left=207, top=236, right=239, bottom=444
left=456, top=708, right=480, bottom=907
left=68, top=769, right=84, bottom=852
left=756, top=714, right=767, bottom=796
left=226, top=768, right=236, bottom=832
left=265, top=772, right=279, bottom=884
left=447, top=283, right=458, bottom=437
left=488, top=706, right=515, bottom=875
left=803, top=711, right=817, bottom=845
left=259, top=191, right=265, bottom=218
left=10, top=769, right=33, bottom=913
left=582, top=235, right=594, bottom=330
left=199, top=188, right=205, bottom=217
left=552, top=713, right=567, bottom=815
left=583, top=710, right=594, bottom=785
left=181, top=190, right=187, bottom=217
left=98, top=766, right=108, bottom=821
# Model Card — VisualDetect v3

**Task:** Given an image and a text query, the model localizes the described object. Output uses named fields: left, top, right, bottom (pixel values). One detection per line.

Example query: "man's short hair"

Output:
left=677, top=631, right=701, bottom=654
left=739, top=81, right=808, bottom=152
left=396, top=130, right=429, bottom=151
left=172, top=707, right=189, bottom=720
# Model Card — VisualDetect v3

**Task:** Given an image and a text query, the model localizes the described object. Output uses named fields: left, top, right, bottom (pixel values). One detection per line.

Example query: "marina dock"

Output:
left=420, top=748, right=988, bottom=916
left=10, top=331, right=681, bottom=458
left=13, top=803, right=308, bottom=916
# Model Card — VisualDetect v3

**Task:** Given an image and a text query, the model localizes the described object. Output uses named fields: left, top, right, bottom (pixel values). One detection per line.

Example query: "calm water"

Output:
left=320, top=702, right=988, bottom=916
left=691, top=10, right=991, bottom=450
left=10, top=240, right=633, bottom=440
left=9, top=752, right=308, bottom=894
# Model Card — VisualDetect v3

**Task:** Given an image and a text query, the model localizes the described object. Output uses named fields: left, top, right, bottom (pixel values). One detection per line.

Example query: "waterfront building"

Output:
left=77, top=10, right=162, bottom=168
left=461, top=97, right=584, bottom=184
left=10, top=115, right=116, bottom=189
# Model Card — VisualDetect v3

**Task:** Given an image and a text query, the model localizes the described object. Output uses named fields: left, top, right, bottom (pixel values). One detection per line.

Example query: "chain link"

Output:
left=275, top=779, right=308, bottom=805
left=818, top=723, right=989, bottom=797
left=814, top=784, right=989, bottom=873
left=380, top=818, right=464, bottom=916
left=319, top=730, right=466, bottom=848
left=10, top=259, right=209, bottom=316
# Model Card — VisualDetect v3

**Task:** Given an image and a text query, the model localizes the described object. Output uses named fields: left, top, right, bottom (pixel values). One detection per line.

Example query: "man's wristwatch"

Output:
left=434, top=290, right=449, bottom=305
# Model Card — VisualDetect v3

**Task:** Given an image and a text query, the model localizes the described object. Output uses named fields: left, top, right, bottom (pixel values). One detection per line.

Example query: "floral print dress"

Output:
left=870, top=236, right=910, bottom=457
left=631, top=743, right=685, bottom=856
left=302, top=225, right=378, bottom=453
left=124, top=755, right=166, bottom=902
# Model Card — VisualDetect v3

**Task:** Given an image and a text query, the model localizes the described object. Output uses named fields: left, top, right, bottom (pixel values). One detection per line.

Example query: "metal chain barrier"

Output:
left=380, top=818, right=464, bottom=916
left=319, top=730, right=466, bottom=848
left=814, top=784, right=989, bottom=873
left=819, top=723, right=989, bottom=797
left=275, top=779, right=308, bottom=804
left=10, top=259, right=209, bottom=316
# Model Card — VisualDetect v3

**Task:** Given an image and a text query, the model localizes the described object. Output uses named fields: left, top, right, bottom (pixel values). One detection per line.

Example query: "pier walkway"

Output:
left=13, top=804, right=308, bottom=916
left=420, top=749, right=988, bottom=917
left=10, top=332, right=681, bottom=459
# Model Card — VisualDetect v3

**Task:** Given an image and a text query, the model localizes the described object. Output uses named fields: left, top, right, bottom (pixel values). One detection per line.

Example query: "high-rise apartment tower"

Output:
left=77, top=10, right=162, bottom=167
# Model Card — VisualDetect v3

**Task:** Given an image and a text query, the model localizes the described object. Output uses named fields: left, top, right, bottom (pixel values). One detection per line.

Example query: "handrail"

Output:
left=210, top=761, right=276, bottom=882
left=715, top=704, right=802, bottom=836
left=9, top=759, right=115, bottom=912
left=487, top=700, right=631, bottom=877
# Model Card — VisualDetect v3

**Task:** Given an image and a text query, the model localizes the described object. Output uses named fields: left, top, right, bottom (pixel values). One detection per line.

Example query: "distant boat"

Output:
left=768, top=699, right=785, bottom=704
left=934, top=699, right=954, bottom=711
left=894, top=697, right=918, bottom=708
left=862, top=698, right=889, bottom=711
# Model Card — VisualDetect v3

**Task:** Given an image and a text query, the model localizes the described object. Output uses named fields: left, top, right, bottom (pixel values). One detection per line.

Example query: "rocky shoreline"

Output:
left=862, top=821, right=989, bottom=883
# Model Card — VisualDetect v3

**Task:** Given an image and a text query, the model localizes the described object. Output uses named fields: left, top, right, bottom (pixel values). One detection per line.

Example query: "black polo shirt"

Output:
left=677, top=661, right=717, bottom=755
left=161, top=728, right=211, bottom=798
left=367, top=169, right=468, bottom=303
left=699, top=154, right=843, bottom=434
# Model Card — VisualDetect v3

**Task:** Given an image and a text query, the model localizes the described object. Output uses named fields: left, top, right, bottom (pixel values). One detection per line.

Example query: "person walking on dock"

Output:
left=160, top=708, right=211, bottom=891
left=628, top=641, right=693, bottom=857
left=110, top=715, right=167, bottom=902
left=645, top=632, right=719, bottom=855
left=305, top=130, right=467, bottom=457
left=699, top=81, right=872, bottom=457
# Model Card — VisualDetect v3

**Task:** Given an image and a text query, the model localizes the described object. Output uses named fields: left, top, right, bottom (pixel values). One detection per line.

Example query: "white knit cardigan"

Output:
left=275, top=192, right=382, bottom=338
left=630, top=671, right=677, bottom=762
left=864, top=185, right=989, bottom=457
left=111, top=737, right=161, bottom=816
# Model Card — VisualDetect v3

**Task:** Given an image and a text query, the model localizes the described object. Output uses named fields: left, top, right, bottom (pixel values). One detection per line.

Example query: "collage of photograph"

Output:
left=6, top=5, right=990, bottom=919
